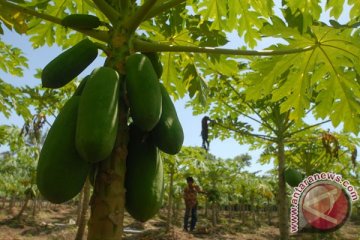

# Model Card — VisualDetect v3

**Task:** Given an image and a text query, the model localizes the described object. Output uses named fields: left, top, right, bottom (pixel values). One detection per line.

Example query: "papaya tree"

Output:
left=0, top=124, right=39, bottom=215
left=189, top=73, right=358, bottom=237
left=279, top=129, right=360, bottom=176
left=221, top=154, right=251, bottom=221
left=1, top=1, right=360, bottom=240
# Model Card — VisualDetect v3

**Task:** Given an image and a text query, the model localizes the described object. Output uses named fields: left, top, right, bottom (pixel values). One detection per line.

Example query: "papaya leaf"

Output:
left=187, top=18, right=228, bottom=47
left=162, top=52, right=186, bottom=99
left=283, top=0, right=322, bottom=33
left=234, top=1, right=263, bottom=48
left=0, top=79, right=31, bottom=119
left=0, top=6, right=29, bottom=34
left=249, top=0, right=274, bottom=18
left=325, top=0, right=345, bottom=19
left=191, top=0, right=271, bottom=48
left=348, top=0, right=360, bottom=19
left=184, top=62, right=207, bottom=106
left=198, top=0, right=227, bottom=31
left=0, top=40, right=28, bottom=77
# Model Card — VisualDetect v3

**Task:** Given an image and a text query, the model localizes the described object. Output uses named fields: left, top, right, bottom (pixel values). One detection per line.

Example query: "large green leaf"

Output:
left=246, top=23, right=360, bottom=133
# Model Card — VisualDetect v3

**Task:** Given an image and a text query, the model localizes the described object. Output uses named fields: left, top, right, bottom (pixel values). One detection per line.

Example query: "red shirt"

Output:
left=183, top=184, right=201, bottom=208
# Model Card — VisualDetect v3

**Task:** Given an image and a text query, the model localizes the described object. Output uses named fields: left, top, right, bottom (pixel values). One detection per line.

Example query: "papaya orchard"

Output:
left=0, top=0, right=360, bottom=240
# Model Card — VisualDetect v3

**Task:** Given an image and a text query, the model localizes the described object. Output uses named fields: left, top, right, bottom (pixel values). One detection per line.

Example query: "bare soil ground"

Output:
left=0, top=204, right=359, bottom=240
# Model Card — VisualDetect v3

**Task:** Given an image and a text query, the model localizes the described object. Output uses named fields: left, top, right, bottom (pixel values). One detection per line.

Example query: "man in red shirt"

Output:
left=183, top=176, right=205, bottom=232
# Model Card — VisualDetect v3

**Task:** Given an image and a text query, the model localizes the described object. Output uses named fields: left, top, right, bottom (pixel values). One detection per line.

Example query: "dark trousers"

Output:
left=184, top=204, right=197, bottom=231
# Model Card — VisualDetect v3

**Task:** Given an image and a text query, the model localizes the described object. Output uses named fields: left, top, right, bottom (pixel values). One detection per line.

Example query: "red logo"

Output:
left=300, top=182, right=351, bottom=232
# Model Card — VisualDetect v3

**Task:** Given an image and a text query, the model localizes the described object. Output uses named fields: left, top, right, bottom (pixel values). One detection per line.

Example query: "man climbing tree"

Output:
left=201, top=116, right=211, bottom=151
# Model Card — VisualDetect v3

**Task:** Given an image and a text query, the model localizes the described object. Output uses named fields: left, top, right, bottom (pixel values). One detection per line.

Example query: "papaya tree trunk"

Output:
left=1, top=196, right=6, bottom=208
left=252, top=205, right=256, bottom=224
left=15, top=195, right=30, bottom=220
left=31, top=197, right=37, bottom=218
left=76, top=185, right=85, bottom=225
left=75, top=178, right=91, bottom=240
left=85, top=25, right=131, bottom=239
left=204, top=198, right=208, bottom=218
left=211, top=202, right=217, bottom=226
left=172, top=200, right=179, bottom=224
left=8, top=196, right=14, bottom=210
left=267, top=199, right=272, bottom=225
left=228, top=204, right=232, bottom=222
left=166, top=162, right=175, bottom=231
left=277, top=139, right=289, bottom=240
left=87, top=84, right=128, bottom=240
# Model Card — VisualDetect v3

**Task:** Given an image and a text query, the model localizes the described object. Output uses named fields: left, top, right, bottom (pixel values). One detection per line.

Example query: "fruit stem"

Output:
left=124, top=0, right=158, bottom=33
left=92, top=0, right=120, bottom=24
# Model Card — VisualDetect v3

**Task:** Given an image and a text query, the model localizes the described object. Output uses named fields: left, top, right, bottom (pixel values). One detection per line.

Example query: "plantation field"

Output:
left=0, top=203, right=359, bottom=240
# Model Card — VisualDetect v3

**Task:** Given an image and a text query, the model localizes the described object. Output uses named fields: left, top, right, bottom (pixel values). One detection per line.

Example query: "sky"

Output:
left=0, top=1, right=352, bottom=175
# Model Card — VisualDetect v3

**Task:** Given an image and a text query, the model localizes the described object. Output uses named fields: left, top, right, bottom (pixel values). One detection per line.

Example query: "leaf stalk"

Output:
left=125, top=0, right=158, bottom=33
left=92, top=0, right=120, bottom=24
left=133, top=39, right=316, bottom=56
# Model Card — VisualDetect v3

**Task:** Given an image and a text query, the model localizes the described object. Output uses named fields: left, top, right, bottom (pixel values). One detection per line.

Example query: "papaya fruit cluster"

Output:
left=36, top=31, right=184, bottom=222
left=38, top=66, right=120, bottom=203
left=124, top=53, right=184, bottom=222
left=37, top=37, right=120, bottom=203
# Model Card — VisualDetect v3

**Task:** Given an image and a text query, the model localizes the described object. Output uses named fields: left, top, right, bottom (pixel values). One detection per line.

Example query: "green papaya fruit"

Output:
left=36, top=97, right=90, bottom=204
left=41, top=39, right=98, bottom=88
left=73, top=75, right=89, bottom=96
left=125, top=54, right=162, bottom=131
left=76, top=67, right=119, bottom=163
left=61, top=14, right=101, bottom=29
left=284, top=168, right=304, bottom=187
left=142, top=52, right=163, bottom=79
left=150, top=84, right=184, bottom=154
left=125, top=124, right=164, bottom=222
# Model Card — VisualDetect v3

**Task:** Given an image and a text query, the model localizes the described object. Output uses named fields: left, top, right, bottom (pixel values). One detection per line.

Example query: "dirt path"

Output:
left=0, top=205, right=359, bottom=240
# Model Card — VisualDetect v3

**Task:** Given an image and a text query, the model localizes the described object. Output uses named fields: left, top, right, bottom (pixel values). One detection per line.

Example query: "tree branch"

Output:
left=145, top=0, right=186, bottom=20
left=221, top=78, right=277, bottom=132
left=287, top=120, right=331, bottom=137
left=0, top=0, right=110, bottom=42
left=92, top=0, right=120, bottom=24
left=133, top=38, right=316, bottom=56
left=219, top=98, right=263, bottom=126
left=213, top=121, right=276, bottom=142
left=282, top=111, right=295, bottom=133
left=125, top=0, right=157, bottom=33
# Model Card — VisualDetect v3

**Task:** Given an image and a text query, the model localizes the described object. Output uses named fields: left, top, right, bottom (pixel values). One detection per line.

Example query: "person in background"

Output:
left=183, top=176, right=205, bottom=232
